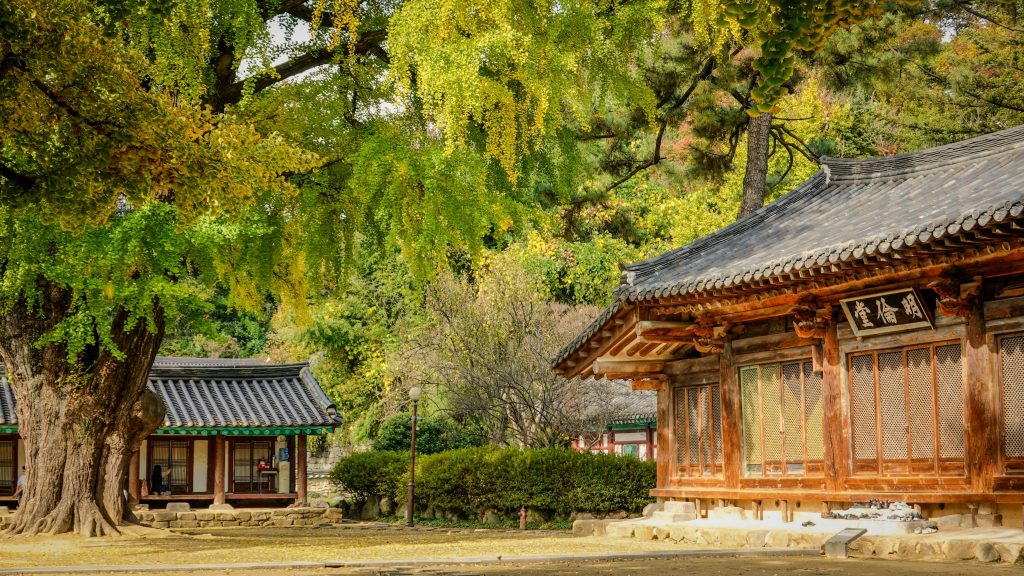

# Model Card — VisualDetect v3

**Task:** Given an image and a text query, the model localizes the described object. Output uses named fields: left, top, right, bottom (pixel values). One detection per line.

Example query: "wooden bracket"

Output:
left=928, top=275, right=981, bottom=317
left=790, top=295, right=834, bottom=339
left=692, top=315, right=743, bottom=356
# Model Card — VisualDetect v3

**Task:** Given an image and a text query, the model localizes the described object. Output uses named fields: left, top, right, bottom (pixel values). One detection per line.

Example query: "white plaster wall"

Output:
left=193, top=440, right=208, bottom=492
left=615, top=431, right=647, bottom=443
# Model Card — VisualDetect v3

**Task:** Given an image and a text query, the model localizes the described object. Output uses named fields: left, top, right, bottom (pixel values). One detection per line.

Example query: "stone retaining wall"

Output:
left=136, top=507, right=342, bottom=529
left=575, top=518, right=1024, bottom=563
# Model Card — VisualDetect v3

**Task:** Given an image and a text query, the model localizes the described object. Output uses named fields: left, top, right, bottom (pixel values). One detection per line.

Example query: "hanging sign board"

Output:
left=840, top=288, right=934, bottom=337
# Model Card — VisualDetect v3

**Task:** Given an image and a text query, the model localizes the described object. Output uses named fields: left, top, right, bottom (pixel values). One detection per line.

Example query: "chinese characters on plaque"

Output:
left=840, top=288, right=934, bottom=337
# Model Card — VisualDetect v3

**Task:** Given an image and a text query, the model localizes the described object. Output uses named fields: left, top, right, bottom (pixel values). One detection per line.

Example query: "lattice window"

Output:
left=673, top=383, right=723, bottom=477
left=740, top=360, right=824, bottom=477
left=0, top=441, right=12, bottom=495
left=150, top=439, right=190, bottom=493
left=232, top=440, right=273, bottom=492
left=849, top=342, right=964, bottom=477
left=999, top=334, right=1024, bottom=473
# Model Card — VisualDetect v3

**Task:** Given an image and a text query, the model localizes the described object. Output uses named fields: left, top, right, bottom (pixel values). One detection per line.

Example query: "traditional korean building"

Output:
left=571, top=384, right=657, bottom=461
left=554, top=125, right=1024, bottom=525
left=0, top=357, right=341, bottom=507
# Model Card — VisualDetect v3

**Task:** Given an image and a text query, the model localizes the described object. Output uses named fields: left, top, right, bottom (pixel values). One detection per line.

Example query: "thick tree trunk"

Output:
left=738, top=112, right=772, bottom=219
left=0, top=281, right=166, bottom=536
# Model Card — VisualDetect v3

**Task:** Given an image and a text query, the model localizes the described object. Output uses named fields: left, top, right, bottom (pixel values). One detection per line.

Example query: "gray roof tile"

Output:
left=0, top=357, right=341, bottom=429
left=555, top=124, right=1024, bottom=366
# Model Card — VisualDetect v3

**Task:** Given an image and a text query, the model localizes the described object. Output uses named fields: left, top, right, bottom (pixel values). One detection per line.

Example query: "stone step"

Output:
left=652, top=511, right=697, bottom=522
left=663, top=501, right=697, bottom=515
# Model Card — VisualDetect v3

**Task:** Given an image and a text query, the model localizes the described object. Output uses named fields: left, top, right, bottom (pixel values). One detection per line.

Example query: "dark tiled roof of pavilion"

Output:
left=581, top=378, right=656, bottom=426
left=556, top=124, right=1024, bottom=366
left=0, top=357, right=342, bottom=430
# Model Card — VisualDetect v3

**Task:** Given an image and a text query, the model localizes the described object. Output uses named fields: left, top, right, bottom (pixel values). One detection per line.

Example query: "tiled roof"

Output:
left=555, top=124, right=1024, bottom=367
left=581, top=378, right=656, bottom=425
left=0, top=357, right=342, bottom=430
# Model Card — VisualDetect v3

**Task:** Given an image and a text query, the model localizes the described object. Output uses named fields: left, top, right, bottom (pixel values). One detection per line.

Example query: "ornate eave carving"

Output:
left=692, top=316, right=743, bottom=355
left=790, top=296, right=834, bottom=339
left=928, top=275, right=981, bottom=318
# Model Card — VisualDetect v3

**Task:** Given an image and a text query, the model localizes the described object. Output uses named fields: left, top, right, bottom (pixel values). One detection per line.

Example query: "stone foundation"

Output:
left=576, top=503, right=1024, bottom=564
left=136, top=506, right=342, bottom=529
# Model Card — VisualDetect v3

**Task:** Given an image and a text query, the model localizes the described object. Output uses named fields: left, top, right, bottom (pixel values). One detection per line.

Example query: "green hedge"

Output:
left=329, top=450, right=407, bottom=504
left=330, top=446, right=655, bottom=519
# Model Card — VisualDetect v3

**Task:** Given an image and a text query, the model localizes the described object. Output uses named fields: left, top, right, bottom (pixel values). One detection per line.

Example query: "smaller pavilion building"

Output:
left=0, top=356, right=341, bottom=507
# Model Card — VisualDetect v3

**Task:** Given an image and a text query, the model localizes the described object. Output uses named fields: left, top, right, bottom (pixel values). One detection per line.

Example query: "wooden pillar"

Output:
left=128, top=449, right=140, bottom=504
left=965, top=292, right=998, bottom=493
left=821, top=321, right=847, bottom=492
left=719, top=341, right=741, bottom=489
left=213, top=433, right=226, bottom=505
left=656, top=383, right=672, bottom=489
left=297, top=434, right=308, bottom=505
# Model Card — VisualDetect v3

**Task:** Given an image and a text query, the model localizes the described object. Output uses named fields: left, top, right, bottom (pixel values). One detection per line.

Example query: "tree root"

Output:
left=7, top=499, right=122, bottom=537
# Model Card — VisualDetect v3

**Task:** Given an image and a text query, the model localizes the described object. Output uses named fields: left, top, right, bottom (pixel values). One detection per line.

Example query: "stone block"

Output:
left=662, top=501, right=697, bottom=515
left=718, top=529, right=749, bottom=548
left=708, top=506, right=745, bottom=521
left=152, top=521, right=170, bottom=529
left=634, top=525, right=656, bottom=540
left=605, top=522, right=634, bottom=538
left=0, top=506, right=10, bottom=515
left=745, top=530, right=768, bottom=548
left=220, top=520, right=239, bottom=527
left=642, top=503, right=661, bottom=518
left=765, top=531, right=791, bottom=548
left=933, top=514, right=964, bottom=529
left=976, top=542, right=1001, bottom=563
left=669, top=525, right=698, bottom=543
left=591, top=520, right=608, bottom=536
left=916, top=540, right=943, bottom=561
left=994, top=543, right=1024, bottom=564
left=273, top=518, right=294, bottom=526
left=215, top=512, right=236, bottom=521
left=653, top=526, right=672, bottom=541
left=196, top=512, right=215, bottom=521
left=653, top=511, right=697, bottom=522
left=324, top=508, right=342, bottom=521
left=847, top=537, right=875, bottom=557
left=942, top=539, right=977, bottom=561
left=166, top=502, right=191, bottom=512
left=178, top=512, right=196, bottom=520
left=152, top=511, right=177, bottom=522
left=252, top=511, right=271, bottom=520
left=976, top=514, right=1002, bottom=528
left=235, top=511, right=251, bottom=521
left=210, top=503, right=234, bottom=510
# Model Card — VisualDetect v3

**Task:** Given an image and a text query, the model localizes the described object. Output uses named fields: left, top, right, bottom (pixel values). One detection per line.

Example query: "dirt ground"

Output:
left=0, top=526, right=1015, bottom=575
left=18, top=556, right=1015, bottom=576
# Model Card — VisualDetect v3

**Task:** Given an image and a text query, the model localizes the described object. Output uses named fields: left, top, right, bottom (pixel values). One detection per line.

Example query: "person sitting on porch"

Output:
left=150, top=464, right=170, bottom=496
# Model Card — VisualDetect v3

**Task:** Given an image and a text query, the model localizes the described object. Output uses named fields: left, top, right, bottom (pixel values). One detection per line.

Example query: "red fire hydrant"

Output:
left=519, top=506, right=527, bottom=531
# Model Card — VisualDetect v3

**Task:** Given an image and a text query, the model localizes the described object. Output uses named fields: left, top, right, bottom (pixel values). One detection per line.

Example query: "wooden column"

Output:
left=297, top=434, right=308, bottom=505
left=656, top=383, right=672, bottom=489
left=213, top=433, right=226, bottom=505
left=128, top=449, right=140, bottom=504
left=719, top=341, right=742, bottom=488
left=965, top=293, right=998, bottom=493
left=822, top=321, right=847, bottom=492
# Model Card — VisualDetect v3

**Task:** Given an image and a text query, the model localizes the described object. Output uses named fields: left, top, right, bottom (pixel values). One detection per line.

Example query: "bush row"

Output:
left=329, top=446, right=655, bottom=519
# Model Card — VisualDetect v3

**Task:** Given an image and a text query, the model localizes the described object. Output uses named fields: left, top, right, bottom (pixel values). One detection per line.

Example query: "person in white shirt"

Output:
left=14, top=466, right=26, bottom=505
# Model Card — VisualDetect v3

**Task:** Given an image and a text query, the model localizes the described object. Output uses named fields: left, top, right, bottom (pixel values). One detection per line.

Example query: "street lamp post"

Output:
left=406, top=386, right=422, bottom=528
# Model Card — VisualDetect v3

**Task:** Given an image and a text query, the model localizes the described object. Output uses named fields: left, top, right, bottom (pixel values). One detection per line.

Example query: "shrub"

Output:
left=372, top=413, right=485, bottom=454
left=330, top=446, right=656, bottom=521
left=329, top=450, right=406, bottom=504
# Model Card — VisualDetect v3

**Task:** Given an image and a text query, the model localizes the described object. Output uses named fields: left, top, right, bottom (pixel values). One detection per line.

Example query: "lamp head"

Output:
left=408, top=386, right=423, bottom=402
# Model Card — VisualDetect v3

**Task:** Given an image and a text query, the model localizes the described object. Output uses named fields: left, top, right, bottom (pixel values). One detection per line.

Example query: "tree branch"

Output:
left=955, top=1, right=1024, bottom=33
left=0, top=158, right=36, bottom=190
left=214, top=29, right=388, bottom=109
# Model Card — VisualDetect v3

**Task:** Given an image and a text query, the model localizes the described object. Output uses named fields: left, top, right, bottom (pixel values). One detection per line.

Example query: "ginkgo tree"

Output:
left=0, top=0, right=670, bottom=536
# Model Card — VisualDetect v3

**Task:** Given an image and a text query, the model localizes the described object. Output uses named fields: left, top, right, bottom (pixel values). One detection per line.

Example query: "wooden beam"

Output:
left=213, top=433, right=226, bottom=505
left=636, top=320, right=696, bottom=342
left=965, top=288, right=998, bottom=493
left=631, top=377, right=667, bottom=391
left=297, top=434, right=308, bottom=506
left=128, top=450, right=140, bottom=504
left=592, top=358, right=666, bottom=376
left=656, top=384, right=671, bottom=490
left=720, top=341, right=741, bottom=489
left=822, top=320, right=846, bottom=492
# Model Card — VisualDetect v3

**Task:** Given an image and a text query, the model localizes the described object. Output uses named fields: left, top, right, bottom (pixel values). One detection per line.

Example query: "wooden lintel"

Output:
left=631, top=377, right=667, bottom=391
left=592, top=358, right=666, bottom=376
left=636, top=320, right=696, bottom=339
